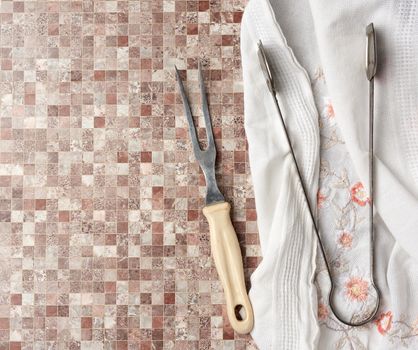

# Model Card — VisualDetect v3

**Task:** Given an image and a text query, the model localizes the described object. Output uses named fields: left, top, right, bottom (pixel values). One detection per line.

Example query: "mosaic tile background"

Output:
left=0, top=0, right=261, bottom=349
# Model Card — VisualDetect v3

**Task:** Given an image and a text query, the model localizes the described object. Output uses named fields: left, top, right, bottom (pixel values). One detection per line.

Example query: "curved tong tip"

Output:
left=366, top=23, right=377, bottom=80
left=257, top=40, right=275, bottom=93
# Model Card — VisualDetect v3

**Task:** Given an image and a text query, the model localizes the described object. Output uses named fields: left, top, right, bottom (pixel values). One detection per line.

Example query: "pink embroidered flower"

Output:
left=317, top=190, right=326, bottom=209
left=325, top=101, right=335, bottom=119
left=350, top=182, right=370, bottom=207
left=338, top=232, right=353, bottom=248
left=318, top=303, right=329, bottom=321
left=375, top=311, right=393, bottom=335
left=412, top=318, right=418, bottom=335
left=345, top=277, right=369, bottom=302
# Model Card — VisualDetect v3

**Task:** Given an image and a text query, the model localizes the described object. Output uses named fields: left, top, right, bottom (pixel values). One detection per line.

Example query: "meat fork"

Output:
left=175, top=64, right=254, bottom=334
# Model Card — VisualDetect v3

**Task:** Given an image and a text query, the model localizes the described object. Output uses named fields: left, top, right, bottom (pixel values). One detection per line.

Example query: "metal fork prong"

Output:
left=175, top=65, right=202, bottom=156
left=198, top=63, right=216, bottom=151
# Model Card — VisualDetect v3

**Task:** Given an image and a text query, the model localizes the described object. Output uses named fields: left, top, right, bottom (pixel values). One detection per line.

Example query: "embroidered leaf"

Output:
left=335, top=336, right=347, bottom=349
left=320, top=160, right=330, bottom=179
left=322, top=129, right=344, bottom=150
left=332, top=168, right=350, bottom=189
left=351, top=336, right=367, bottom=350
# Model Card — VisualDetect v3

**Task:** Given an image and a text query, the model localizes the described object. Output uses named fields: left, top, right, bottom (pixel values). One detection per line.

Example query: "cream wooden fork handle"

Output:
left=202, top=202, right=254, bottom=334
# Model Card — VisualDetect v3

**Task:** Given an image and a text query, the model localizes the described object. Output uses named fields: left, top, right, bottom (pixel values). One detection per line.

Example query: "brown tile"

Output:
left=117, top=152, right=128, bottom=163
left=140, top=152, right=152, bottom=163
left=10, top=294, right=22, bottom=305
left=9, top=342, right=21, bottom=350
left=81, top=317, right=92, bottom=329
left=94, top=70, right=106, bottom=81
left=0, top=319, right=9, bottom=330
left=118, top=36, right=129, bottom=47
left=94, top=117, right=106, bottom=128
left=58, top=211, right=70, bottom=222
left=35, top=199, right=46, bottom=210
left=199, top=1, right=210, bottom=11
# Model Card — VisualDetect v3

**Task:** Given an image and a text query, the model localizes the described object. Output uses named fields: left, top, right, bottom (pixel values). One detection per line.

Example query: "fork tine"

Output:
left=175, top=65, right=202, bottom=156
left=198, top=63, right=216, bottom=151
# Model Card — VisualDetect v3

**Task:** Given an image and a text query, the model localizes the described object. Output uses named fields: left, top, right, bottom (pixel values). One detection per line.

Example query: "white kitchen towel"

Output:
left=241, top=0, right=320, bottom=348
left=307, top=0, right=418, bottom=262
left=241, top=0, right=418, bottom=349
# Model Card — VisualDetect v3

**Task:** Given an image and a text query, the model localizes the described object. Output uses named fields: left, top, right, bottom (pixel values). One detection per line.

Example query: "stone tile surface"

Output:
left=0, top=0, right=260, bottom=348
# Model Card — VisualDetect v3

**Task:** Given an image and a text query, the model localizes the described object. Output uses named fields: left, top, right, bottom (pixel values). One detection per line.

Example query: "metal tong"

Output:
left=257, top=23, right=380, bottom=327
left=175, top=64, right=254, bottom=334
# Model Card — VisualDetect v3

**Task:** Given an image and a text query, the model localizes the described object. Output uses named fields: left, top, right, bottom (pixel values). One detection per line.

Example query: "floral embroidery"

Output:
left=350, top=182, right=370, bottom=206
left=319, top=312, right=418, bottom=349
left=318, top=303, right=329, bottom=321
left=317, top=190, right=327, bottom=209
left=345, top=277, right=369, bottom=302
left=412, top=318, right=418, bottom=335
left=413, top=318, right=418, bottom=335
left=375, top=311, right=393, bottom=335
left=315, top=87, right=418, bottom=348
left=337, top=232, right=353, bottom=249
left=325, top=100, right=335, bottom=119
